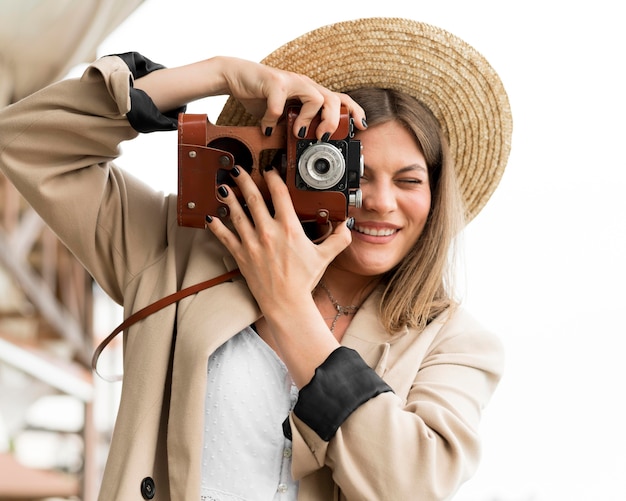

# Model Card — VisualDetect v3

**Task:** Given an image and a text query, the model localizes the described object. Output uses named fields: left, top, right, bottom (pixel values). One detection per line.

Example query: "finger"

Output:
left=295, top=91, right=368, bottom=140
left=260, top=90, right=289, bottom=136
left=315, top=92, right=370, bottom=139
left=204, top=213, right=243, bottom=255
left=290, top=93, right=327, bottom=136
left=312, top=91, right=342, bottom=140
left=259, top=70, right=311, bottom=136
left=318, top=218, right=354, bottom=259
left=214, top=180, right=257, bottom=242
left=339, top=94, right=368, bottom=131
left=290, top=88, right=342, bottom=141
left=227, top=165, right=286, bottom=238
left=260, top=166, right=299, bottom=224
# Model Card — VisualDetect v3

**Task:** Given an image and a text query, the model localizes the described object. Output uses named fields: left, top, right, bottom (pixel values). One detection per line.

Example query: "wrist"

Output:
left=261, top=295, right=340, bottom=387
left=261, top=290, right=319, bottom=327
left=132, top=57, right=228, bottom=111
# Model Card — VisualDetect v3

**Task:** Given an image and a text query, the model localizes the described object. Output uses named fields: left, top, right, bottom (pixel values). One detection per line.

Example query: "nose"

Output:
left=361, top=179, right=397, bottom=215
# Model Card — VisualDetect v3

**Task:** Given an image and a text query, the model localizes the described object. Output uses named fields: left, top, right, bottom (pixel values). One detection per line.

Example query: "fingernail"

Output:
left=263, top=164, right=273, bottom=173
left=230, top=166, right=240, bottom=177
left=361, top=118, right=368, bottom=129
left=321, top=132, right=331, bottom=142
left=346, top=217, right=355, bottom=230
left=217, top=185, right=229, bottom=198
left=205, top=215, right=213, bottom=224
left=264, top=126, right=273, bottom=137
left=297, top=126, right=307, bottom=138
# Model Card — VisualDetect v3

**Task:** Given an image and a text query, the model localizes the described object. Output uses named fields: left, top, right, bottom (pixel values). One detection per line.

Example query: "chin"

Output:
left=334, top=248, right=400, bottom=277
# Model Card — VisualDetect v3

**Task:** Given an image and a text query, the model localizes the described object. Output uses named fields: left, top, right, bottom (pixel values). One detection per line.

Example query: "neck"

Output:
left=318, top=267, right=381, bottom=310
left=314, top=270, right=380, bottom=338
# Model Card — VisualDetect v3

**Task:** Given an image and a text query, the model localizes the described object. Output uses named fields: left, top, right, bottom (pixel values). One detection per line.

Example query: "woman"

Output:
left=0, top=18, right=512, bottom=501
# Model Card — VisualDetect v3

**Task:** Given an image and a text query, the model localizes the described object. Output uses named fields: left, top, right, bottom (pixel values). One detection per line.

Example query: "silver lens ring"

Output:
left=297, top=143, right=345, bottom=189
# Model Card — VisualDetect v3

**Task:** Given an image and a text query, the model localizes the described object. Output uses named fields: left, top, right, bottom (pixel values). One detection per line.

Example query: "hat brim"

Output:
left=217, top=17, right=513, bottom=221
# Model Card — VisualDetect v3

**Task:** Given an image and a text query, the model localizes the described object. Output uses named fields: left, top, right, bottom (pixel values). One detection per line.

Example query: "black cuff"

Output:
left=286, top=347, right=393, bottom=441
left=113, top=52, right=186, bottom=133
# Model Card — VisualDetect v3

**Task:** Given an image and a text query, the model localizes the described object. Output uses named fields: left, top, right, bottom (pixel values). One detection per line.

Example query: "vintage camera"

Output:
left=177, top=104, right=363, bottom=234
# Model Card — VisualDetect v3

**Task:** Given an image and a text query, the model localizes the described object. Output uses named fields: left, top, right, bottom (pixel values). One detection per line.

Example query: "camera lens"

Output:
left=297, top=142, right=345, bottom=190
left=314, top=159, right=331, bottom=175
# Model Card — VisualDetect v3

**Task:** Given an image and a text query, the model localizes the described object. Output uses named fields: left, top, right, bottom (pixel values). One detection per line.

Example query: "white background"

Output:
left=95, top=1, right=626, bottom=499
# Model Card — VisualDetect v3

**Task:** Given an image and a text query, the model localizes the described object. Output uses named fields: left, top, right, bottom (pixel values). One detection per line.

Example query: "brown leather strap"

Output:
left=92, top=268, right=241, bottom=381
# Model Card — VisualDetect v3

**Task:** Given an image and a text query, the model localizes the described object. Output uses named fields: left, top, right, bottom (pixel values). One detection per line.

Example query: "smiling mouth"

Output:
left=354, top=225, right=398, bottom=237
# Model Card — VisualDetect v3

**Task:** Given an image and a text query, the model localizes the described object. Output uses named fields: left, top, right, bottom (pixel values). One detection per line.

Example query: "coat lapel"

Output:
left=165, top=239, right=261, bottom=499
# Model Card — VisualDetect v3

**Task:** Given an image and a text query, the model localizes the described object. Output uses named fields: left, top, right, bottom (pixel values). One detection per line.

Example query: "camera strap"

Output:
left=91, top=268, right=242, bottom=381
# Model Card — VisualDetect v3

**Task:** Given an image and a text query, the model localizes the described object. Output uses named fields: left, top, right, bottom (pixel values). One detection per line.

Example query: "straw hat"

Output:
left=217, top=17, right=513, bottom=222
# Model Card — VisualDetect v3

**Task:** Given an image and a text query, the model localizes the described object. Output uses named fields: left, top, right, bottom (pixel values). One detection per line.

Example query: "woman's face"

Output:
left=335, top=120, right=432, bottom=277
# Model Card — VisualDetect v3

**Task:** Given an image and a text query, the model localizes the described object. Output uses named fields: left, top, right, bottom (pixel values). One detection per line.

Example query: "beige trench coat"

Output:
left=0, top=56, right=504, bottom=500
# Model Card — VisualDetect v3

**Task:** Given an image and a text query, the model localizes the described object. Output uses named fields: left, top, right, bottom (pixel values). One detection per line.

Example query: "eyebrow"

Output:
left=398, top=164, right=428, bottom=175
left=363, top=164, right=429, bottom=176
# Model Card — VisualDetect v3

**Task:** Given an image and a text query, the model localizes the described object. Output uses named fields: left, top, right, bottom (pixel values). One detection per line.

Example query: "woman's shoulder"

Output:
left=425, top=304, right=505, bottom=366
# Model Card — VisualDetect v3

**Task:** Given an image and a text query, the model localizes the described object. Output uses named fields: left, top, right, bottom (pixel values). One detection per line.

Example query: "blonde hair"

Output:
left=348, top=88, right=466, bottom=333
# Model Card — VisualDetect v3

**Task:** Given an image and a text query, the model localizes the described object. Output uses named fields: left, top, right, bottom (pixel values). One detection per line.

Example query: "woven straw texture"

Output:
left=217, top=17, right=513, bottom=221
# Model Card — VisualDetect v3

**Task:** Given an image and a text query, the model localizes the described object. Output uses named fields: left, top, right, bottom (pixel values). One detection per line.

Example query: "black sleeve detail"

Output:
left=115, top=52, right=166, bottom=79
left=282, top=417, right=292, bottom=441
left=112, top=52, right=187, bottom=133
left=286, top=347, right=393, bottom=441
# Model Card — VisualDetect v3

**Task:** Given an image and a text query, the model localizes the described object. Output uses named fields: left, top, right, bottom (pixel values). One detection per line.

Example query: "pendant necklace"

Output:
left=318, top=280, right=361, bottom=333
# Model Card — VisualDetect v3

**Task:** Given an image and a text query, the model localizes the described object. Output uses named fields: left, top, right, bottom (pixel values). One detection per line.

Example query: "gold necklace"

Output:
left=318, top=280, right=361, bottom=333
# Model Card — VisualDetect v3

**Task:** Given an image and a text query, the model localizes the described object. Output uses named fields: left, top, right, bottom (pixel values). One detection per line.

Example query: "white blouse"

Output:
left=200, top=326, right=299, bottom=501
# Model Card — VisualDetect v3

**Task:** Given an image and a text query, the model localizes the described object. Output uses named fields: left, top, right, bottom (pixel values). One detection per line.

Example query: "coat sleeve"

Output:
left=0, top=55, right=176, bottom=303
left=288, top=307, right=505, bottom=500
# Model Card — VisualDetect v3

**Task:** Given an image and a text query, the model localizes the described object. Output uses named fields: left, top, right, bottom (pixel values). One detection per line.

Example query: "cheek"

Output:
left=403, top=192, right=431, bottom=223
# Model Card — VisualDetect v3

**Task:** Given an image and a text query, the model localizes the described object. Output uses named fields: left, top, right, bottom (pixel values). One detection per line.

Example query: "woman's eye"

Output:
left=396, top=178, right=423, bottom=185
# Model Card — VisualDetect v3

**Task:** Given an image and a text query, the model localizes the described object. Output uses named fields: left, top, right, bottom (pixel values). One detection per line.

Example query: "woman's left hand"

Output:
left=205, top=165, right=352, bottom=318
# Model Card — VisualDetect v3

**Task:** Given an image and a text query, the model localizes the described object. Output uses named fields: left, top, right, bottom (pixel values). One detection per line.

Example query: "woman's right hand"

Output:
left=215, top=56, right=366, bottom=139
left=133, top=55, right=366, bottom=140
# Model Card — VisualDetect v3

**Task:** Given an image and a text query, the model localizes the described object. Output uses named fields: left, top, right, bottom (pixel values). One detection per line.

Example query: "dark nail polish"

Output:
left=264, top=126, right=273, bottom=137
left=346, top=217, right=355, bottom=230
left=217, top=185, right=229, bottom=198
left=263, top=164, right=274, bottom=173
left=205, top=215, right=213, bottom=224
left=321, top=132, right=331, bottom=142
left=297, top=126, right=307, bottom=138
left=361, top=118, right=368, bottom=129
left=230, top=166, right=240, bottom=177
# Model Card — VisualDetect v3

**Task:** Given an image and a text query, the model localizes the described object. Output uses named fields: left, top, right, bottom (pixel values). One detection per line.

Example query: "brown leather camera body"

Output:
left=177, top=105, right=361, bottom=230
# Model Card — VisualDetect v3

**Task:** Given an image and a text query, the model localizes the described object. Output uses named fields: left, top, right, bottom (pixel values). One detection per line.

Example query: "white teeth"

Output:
left=355, top=226, right=397, bottom=236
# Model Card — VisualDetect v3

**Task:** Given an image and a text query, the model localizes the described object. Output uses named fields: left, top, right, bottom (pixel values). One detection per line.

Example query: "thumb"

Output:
left=319, top=218, right=354, bottom=260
